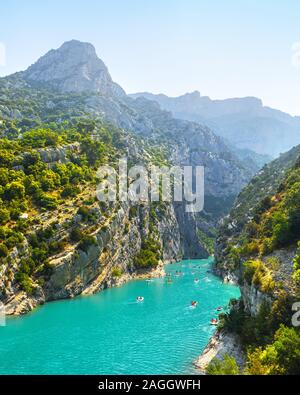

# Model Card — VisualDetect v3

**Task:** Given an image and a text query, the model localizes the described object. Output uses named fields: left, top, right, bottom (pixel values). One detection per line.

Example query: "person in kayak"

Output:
left=136, top=296, right=144, bottom=302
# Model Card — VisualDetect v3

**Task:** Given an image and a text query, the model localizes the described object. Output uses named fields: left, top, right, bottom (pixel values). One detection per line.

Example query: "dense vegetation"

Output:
left=210, top=154, right=300, bottom=375
left=0, top=117, right=128, bottom=293
left=132, top=202, right=165, bottom=269
left=208, top=324, right=300, bottom=375
left=134, top=237, right=161, bottom=269
left=207, top=287, right=300, bottom=375
left=218, top=161, right=300, bottom=293
left=0, top=108, right=170, bottom=298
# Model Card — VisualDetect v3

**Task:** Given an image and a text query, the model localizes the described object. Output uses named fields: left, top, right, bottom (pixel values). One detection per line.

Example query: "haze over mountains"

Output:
left=0, top=40, right=258, bottom=256
left=0, top=40, right=289, bottom=196
left=12, top=39, right=300, bottom=159
left=1, top=30, right=299, bottom=374
left=131, top=91, right=300, bottom=157
left=1, top=39, right=296, bottom=205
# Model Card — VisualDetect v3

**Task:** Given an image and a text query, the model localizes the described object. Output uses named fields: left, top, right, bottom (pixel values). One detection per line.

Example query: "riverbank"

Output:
left=112, top=259, right=167, bottom=287
left=194, top=330, right=245, bottom=374
left=4, top=259, right=170, bottom=316
left=0, top=258, right=240, bottom=374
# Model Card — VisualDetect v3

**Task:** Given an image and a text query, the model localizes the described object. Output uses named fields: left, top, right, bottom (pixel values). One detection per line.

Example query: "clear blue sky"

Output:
left=1, top=0, right=300, bottom=115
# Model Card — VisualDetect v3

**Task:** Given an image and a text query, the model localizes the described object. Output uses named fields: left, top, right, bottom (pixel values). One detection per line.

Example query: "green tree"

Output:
left=22, top=129, right=61, bottom=148
left=4, top=181, right=25, bottom=200
left=245, top=325, right=300, bottom=375
left=78, top=235, right=97, bottom=253
left=69, top=228, right=83, bottom=242
left=207, top=354, right=239, bottom=375
left=293, top=242, right=300, bottom=286
left=0, top=243, right=9, bottom=258
left=272, top=212, right=290, bottom=246
left=0, top=207, right=10, bottom=225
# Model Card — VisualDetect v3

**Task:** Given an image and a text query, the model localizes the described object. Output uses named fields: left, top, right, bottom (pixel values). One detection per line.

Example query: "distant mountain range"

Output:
left=130, top=91, right=300, bottom=157
left=1, top=40, right=299, bottom=374
left=0, top=40, right=259, bottom=256
left=1, top=40, right=254, bottom=197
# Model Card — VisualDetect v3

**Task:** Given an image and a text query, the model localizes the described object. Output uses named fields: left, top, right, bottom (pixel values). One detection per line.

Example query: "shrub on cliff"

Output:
left=134, top=238, right=161, bottom=269
left=15, top=271, right=34, bottom=295
left=4, top=181, right=26, bottom=201
left=206, top=354, right=239, bottom=375
left=129, top=206, right=138, bottom=220
left=70, top=228, right=83, bottom=242
left=293, top=242, right=300, bottom=287
left=77, top=235, right=97, bottom=253
left=243, top=260, right=260, bottom=285
left=61, top=184, right=80, bottom=198
left=245, top=325, right=300, bottom=375
left=243, top=260, right=275, bottom=295
left=112, top=268, right=123, bottom=278
left=134, top=249, right=159, bottom=269
left=21, top=129, right=61, bottom=148
left=0, top=208, right=10, bottom=225
left=77, top=206, right=97, bottom=223
left=34, top=191, right=59, bottom=210
left=0, top=243, right=9, bottom=258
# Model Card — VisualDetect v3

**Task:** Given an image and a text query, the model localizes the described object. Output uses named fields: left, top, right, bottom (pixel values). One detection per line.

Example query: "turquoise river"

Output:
left=0, top=258, right=240, bottom=374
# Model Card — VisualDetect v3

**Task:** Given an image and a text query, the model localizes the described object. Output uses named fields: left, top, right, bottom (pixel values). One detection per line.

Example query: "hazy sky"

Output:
left=1, top=0, right=300, bottom=115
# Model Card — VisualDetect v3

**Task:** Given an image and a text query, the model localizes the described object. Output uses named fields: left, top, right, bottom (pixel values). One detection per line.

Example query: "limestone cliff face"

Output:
left=0, top=40, right=258, bottom=316
left=214, top=145, right=300, bottom=316
left=212, top=262, right=273, bottom=317
left=2, top=41, right=256, bottom=253
left=44, top=202, right=181, bottom=302
left=240, top=283, right=273, bottom=316
left=22, top=40, right=125, bottom=97
left=36, top=143, right=81, bottom=164
left=2, top=201, right=182, bottom=315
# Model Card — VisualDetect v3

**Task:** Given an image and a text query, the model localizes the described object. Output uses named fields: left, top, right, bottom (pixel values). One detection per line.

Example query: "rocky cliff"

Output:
left=0, top=40, right=259, bottom=315
left=214, top=144, right=300, bottom=315
left=21, top=40, right=125, bottom=97
left=0, top=122, right=185, bottom=315
left=131, top=91, right=300, bottom=157
left=3, top=201, right=181, bottom=315
left=0, top=40, right=257, bottom=261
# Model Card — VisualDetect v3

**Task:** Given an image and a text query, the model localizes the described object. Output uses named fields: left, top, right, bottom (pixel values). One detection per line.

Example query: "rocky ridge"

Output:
left=21, top=40, right=125, bottom=97
left=131, top=91, right=300, bottom=157
left=0, top=40, right=258, bottom=315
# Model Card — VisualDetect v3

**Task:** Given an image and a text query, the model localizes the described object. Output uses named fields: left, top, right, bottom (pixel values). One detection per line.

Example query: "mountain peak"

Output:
left=60, top=39, right=95, bottom=50
left=183, top=90, right=201, bottom=98
left=22, top=40, right=125, bottom=97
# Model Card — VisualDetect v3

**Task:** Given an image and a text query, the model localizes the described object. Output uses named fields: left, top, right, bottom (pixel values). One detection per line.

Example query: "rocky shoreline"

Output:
left=195, top=265, right=244, bottom=374
left=5, top=255, right=246, bottom=376
left=4, top=259, right=170, bottom=316
left=109, top=259, right=167, bottom=288
left=194, top=330, right=245, bottom=374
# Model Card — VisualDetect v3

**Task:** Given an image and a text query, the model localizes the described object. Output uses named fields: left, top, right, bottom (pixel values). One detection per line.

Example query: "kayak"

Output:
left=136, top=297, right=144, bottom=302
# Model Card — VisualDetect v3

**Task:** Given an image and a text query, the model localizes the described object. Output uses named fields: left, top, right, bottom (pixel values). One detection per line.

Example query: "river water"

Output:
left=0, top=258, right=240, bottom=374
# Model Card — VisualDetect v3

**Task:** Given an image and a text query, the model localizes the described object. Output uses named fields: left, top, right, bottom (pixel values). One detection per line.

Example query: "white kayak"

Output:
left=136, top=297, right=144, bottom=302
